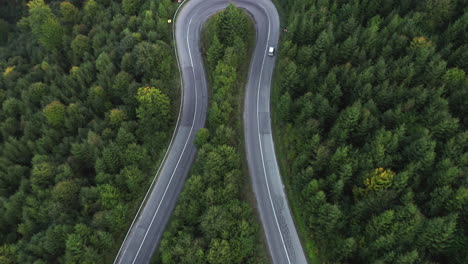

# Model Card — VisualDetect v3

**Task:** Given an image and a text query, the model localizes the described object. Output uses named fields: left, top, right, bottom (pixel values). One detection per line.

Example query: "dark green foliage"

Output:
left=122, top=0, right=142, bottom=15
left=71, top=34, right=89, bottom=58
left=0, top=19, right=9, bottom=44
left=155, top=5, right=267, bottom=264
left=273, top=0, right=467, bottom=263
left=0, top=0, right=178, bottom=262
left=216, top=3, right=249, bottom=46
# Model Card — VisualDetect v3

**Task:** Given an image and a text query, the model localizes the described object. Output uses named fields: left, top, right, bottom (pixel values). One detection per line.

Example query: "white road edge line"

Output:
left=113, top=0, right=188, bottom=263
left=115, top=1, right=292, bottom=263
left=255, top=4, right=292, bottom=264
left=130, top=14, right=198, bottom=264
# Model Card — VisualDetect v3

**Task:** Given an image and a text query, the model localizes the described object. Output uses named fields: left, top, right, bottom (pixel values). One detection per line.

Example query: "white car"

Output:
left=268, top=46, right=275, bottom=56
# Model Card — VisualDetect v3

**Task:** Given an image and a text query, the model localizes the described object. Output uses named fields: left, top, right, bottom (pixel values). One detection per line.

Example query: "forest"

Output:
left=0, top=0, right=179, bottom=262
left=154, top=5, right=268, bottom=264
left=272, top=0, right=467, bottom=263
left=1, top=0, right=467, bottom=263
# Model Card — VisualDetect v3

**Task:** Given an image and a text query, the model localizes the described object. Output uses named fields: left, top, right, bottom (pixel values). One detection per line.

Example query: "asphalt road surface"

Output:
left=114, top=0, right=307, bottom=263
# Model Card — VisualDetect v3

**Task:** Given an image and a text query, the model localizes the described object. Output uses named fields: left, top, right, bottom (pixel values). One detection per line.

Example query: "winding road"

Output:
left=114, top=0, right=307, bottom=263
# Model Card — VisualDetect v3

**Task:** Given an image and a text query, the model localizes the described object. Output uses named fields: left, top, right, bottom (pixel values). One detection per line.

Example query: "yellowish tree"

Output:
left=364, top=168, right=396, bottom=192
left=354, top=168, right=396, bottom=197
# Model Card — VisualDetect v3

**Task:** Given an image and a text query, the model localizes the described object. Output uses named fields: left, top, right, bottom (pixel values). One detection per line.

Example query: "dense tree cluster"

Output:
left=273, top=0, right=467, bottom=263
left=0, top=0, right=178, bottom=262
left=155, top=5, right=267, bottom=264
